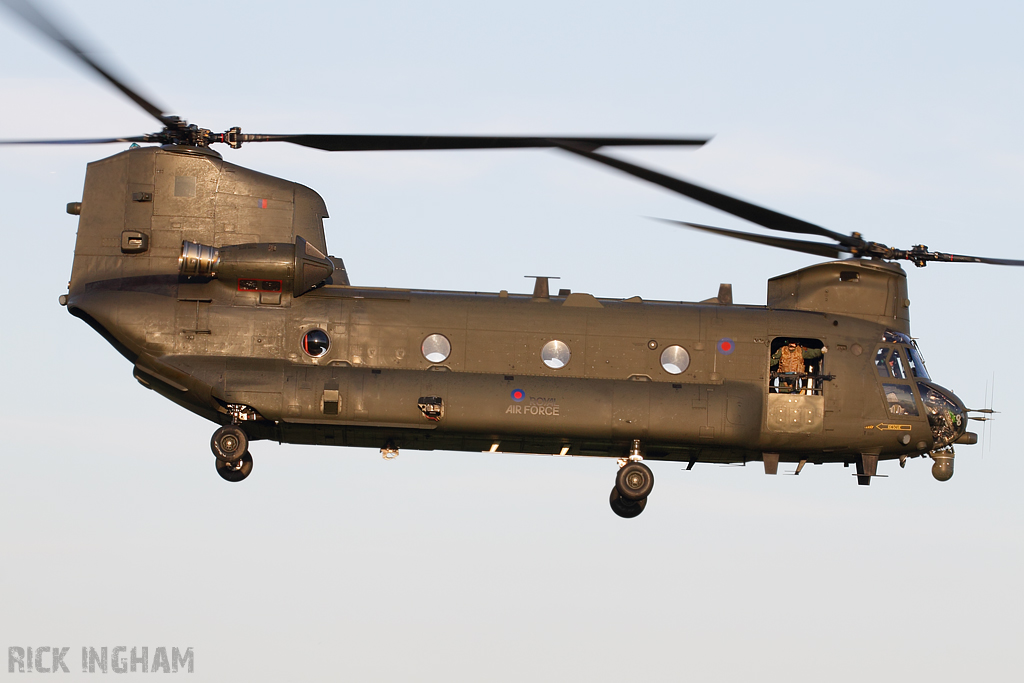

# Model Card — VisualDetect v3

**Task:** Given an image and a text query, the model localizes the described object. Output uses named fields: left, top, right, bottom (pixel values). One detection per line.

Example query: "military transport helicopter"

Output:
left=2, top=0, right=1013, bottom=517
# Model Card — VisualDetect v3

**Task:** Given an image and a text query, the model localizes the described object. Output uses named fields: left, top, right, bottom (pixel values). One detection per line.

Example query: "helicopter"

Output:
left=2, top=0, right=1013, bottom=518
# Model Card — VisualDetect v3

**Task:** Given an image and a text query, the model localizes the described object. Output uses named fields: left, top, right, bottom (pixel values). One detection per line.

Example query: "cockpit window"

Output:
left=906, top=344, right=931, bottom=380
left=882, top=383, right=919, bottom=416
left=875, top=348, right=890, bottom=378
left=889, top=349, right=907, bottom=380
left=918, top=382, right=963, bottom=447
left=875, top=346, right=907, bottom=379
left=876, top=342, right=931, bottom=380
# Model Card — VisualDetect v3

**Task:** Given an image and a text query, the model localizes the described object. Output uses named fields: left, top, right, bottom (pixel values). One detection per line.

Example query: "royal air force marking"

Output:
left=506, top=389, right=560, bottom=416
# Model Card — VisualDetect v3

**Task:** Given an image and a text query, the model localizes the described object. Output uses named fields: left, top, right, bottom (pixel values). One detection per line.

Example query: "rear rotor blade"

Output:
left=557, top=143, right=862, bottom=248
left=246, top=134, right=710, bottom=152
left=0, top=135, right=148, bottom=145
left=0, top=0, right=174, bottom=128
left=657, top=219, right=851, bottom=259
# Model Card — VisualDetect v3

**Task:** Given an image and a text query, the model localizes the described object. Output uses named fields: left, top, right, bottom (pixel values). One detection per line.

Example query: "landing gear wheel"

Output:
left=216, top=451, right=253, bottom=482
left=616, top=461, right=654, bottom=501
left=211, top=425, right=248, bottom=463
left=609, top=487, right=647, bottom=518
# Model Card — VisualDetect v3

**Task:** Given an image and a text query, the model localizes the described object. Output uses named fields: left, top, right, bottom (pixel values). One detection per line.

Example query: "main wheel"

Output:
left=616, top=461, right=654, bottom=501
left=609, top=487, right=647, bottom=518
left=216, top=451, right=253, bottom=482
left=211, top=425, right=248, bottom=464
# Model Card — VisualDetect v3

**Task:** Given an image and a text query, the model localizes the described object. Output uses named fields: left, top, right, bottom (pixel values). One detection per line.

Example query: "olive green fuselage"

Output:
left=72, top=279, right=939, bottom=465
left=65, top=145, right=959, bottom=467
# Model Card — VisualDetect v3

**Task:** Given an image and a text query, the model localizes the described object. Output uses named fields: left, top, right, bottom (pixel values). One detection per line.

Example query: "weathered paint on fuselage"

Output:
left=64, top=145, right=950, bottom=467
left=75, top=279, right=934, bottom=465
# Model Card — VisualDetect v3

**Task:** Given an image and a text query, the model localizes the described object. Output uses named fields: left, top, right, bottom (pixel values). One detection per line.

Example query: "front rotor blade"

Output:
left=246, top=134, right=710, bottom=152
left=0, top=135, right=148, bottom=145
left=921, top=251, right=1024, bottom=266
left=0, top=0, right=173, bottom=127
left=558, top=143, right=862, bottom=248
left=658, top=219, right=850, bottom=259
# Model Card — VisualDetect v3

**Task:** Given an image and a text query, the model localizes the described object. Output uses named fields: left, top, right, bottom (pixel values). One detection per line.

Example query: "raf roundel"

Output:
left=511, top=389, right=525, bottom=402
left=717, top=338, right=735, bottom=355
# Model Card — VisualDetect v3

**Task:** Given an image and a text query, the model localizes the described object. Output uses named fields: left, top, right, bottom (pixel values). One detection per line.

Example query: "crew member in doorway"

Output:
left=771, top=342, right=827, bottom=393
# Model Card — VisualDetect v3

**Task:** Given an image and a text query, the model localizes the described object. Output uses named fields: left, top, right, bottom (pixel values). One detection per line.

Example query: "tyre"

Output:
left=216, top=451, right=253, bottom=482
left=211, top=425, right=248, bottom=463
left=609, top=487, right=647, bottom=518
left=615, top=461, right=654, bottom=501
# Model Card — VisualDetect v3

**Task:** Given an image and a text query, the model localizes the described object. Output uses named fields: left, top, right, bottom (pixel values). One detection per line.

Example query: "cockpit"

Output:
left=874, top=330, right=930, bottom=381
left=873, top=330, right=966, bottom=449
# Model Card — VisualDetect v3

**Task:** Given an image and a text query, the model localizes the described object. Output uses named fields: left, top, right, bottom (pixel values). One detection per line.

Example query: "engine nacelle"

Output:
left=179, top=236, right=334, bottom=297
left=931, top=453, right=954, bottom=482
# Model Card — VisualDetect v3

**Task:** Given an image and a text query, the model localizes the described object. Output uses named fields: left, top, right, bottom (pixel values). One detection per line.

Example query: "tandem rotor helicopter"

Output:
left=3, top=0, right=1014, bottom=517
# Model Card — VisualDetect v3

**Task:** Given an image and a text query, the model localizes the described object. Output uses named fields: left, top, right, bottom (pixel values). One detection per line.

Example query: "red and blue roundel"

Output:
left=511, top=389, right=525, bottom=402
left=717, top=338, right=735, bottom=355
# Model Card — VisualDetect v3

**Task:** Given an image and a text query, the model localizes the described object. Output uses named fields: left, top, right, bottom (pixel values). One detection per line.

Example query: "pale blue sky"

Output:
left=1, top=1, right=1022, bottom=680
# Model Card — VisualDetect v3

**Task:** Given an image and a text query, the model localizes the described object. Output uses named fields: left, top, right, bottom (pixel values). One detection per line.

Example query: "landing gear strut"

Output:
left=609, top=440, right=654, bottom=518
left=210, top=424, right=253, bottom=482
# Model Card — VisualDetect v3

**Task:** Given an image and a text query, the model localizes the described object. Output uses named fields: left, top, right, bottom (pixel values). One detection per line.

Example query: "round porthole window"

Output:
left=302, top=329, right=330, bottom=358
left=541, top=340, right=571, bottom=369
left=660, top=345, right=690, bottom=374
left=421, top=334, right=451, bottom=363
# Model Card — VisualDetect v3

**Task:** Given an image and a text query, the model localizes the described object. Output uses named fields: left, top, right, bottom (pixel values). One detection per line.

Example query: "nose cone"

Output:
left=916, top=381, right=967, bottom=449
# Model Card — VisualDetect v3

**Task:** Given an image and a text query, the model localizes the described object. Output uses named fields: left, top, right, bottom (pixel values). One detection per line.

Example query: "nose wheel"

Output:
left=609, top=442, right=654, bottom=518
left=210, top=424, right=253, bottom=482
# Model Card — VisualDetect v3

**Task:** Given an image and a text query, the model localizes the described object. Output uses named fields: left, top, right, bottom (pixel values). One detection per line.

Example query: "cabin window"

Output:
left=660, top=345, right=690, bottom=374
left=421, top=334, right=451, bottom=363
left=541, top=340, right=571, bottom=369
left=882, top=383, right=919, bottom=416
left=769, top=337, right=826, bottom=395
left=302, top=329, right=330, bottom=358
